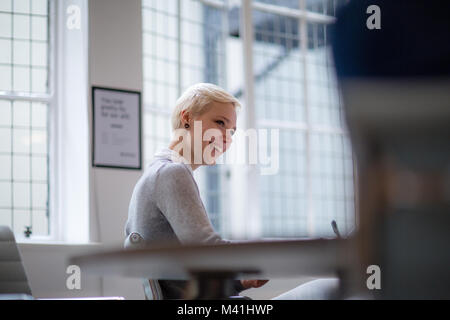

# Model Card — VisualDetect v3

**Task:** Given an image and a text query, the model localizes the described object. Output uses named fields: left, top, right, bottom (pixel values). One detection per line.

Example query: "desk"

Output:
left=70, top=239, right=353, bottom=299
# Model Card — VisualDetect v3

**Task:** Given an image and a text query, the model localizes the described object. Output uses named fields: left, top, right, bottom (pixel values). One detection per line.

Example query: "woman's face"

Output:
left=183, top=101, right=237, bottom=165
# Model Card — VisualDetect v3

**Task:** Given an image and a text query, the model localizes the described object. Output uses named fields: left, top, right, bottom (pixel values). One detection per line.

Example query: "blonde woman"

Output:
left=124, top=83, right=268, bottom=299
left=124, top=83, right=340, bottom=300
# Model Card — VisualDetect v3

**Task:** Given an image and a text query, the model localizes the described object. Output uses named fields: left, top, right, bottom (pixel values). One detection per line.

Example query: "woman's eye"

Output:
left=216, top=120, right=225, bottom=126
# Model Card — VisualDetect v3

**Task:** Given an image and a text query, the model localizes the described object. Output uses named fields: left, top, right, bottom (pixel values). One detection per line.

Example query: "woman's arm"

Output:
left=155, top=163, right=227, bottom=245
left=154, top=163, right=269, bottom=294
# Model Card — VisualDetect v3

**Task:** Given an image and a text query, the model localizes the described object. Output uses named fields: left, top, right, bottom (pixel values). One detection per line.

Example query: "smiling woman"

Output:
left=169, top=83, right=240, bottom=168
left=123, top=83, right=268, bottom=299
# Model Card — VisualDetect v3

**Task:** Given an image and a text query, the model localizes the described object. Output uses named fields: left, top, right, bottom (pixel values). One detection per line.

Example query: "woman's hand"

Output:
left=240, top=279, right=269, bottom=289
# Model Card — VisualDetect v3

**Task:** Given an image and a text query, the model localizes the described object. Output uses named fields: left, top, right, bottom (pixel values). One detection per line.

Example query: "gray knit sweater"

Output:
left=124, top=148, right=244, bottom=298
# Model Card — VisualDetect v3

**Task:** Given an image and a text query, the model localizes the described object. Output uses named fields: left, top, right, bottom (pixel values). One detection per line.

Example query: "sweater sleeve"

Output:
left=233, top=280, right=246, bottom=294
left=155, top=163, right=227, bottom=245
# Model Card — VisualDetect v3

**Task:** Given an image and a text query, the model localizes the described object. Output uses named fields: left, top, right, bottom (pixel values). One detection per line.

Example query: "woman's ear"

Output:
left=180, top=110, right=191, bottom=125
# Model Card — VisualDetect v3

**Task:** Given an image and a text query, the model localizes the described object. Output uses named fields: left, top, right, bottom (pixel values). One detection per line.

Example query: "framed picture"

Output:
left=92, top=86, right=142, bottom=170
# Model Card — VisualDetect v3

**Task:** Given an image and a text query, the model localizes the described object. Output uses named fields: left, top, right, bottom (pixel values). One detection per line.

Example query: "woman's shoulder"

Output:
left=148, top=160, right=198, bottom=198
left=130, top=160, right=193, bottom=209
left=155, top=160, right=193, bottom=183
left=140, top=157, right=191, bottom=182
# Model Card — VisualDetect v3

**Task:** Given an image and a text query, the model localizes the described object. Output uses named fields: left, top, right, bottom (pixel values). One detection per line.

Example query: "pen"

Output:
left=331, top=220, right=342, bottom=239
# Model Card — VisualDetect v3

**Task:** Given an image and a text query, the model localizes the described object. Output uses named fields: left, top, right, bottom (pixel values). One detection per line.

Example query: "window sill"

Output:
left=17, top=240, right=102, bottom=251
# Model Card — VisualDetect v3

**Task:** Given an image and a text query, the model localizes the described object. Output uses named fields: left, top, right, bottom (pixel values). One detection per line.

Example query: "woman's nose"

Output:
left=224, top=129, right=233, bottom=144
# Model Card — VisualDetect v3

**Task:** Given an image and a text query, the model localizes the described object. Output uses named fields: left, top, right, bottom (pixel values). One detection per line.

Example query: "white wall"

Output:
left=87, top=0, right=144, bottom=299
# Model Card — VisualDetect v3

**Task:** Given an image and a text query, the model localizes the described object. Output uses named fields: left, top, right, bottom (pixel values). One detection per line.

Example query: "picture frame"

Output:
left=92, top=86, right=142, bottom=170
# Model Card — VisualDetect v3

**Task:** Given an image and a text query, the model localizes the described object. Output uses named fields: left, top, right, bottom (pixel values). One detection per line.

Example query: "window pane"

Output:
left=0, top=0, right=12, bottom=12
left=0, top=12, right=12, bottom=37
left=0, top=65, right=12, bottom=91
left=31, top=129, right=47, bottom=154
left=14, top=0, right=31, bottom=14
left=13, top=128, right=30, bottom=153
left=31, top=156, right=47, bottom=181
left=13, top=209, right=30, bottom=236
left=0, top=39, right=12, bottom=64
left=32, top=210, right=48, bottom=236
left=0, top=100, right=11, bottom=126
left=32, top=0, right=48, bottom=15
left=13, top=14, right=30, bottom=39
left=13, top=40, right=30, bottom=65
left=13, top=182, right=30, bottom=207
left=32, top=183, right=47, bottom=208
left=0, top=155, right=11, bottom=180
left=31, top=41, right=47, bottom=66
left=0, top=209, right=12, bottom=230
left=31, top=16, right=47, bottom=41
left=31, top=68, right=47, bottom=93
left=0, top=128, right=11, bottom=152
left=13, top=101, right=30, bottom=126
left=13, top=66, right=30, bottom=92
left=13, top=155, right=30, bottom=180
left=31, top=102, right=47, bottom=127
left=0, top=182, right=12, bottom=206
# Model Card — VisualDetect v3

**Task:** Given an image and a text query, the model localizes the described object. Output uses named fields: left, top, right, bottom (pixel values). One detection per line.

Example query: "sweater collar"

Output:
left=154, top=148, right=194, bottom=174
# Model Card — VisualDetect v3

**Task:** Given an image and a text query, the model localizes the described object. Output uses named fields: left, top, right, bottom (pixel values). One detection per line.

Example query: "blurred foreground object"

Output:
left=0, top=226, right=33, bottom=296
left=332, top=0, right=450, bottom=298
left=71, top=239, right=349, bottom=299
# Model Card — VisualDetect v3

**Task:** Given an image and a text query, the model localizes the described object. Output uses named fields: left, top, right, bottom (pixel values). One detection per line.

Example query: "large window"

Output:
left=142, top=0, right=354, bottom=239
left=251, top=0, right=354, bottom=237
left=142, top=0, right=230, bottom=231
left=0, top=0, right=51, bottom=238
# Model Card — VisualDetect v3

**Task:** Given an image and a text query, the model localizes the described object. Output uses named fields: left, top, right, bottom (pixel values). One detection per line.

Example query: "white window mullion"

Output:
left=238, top=0, right=261, bottom=239
left=252, top=1, right=336, bottom=24
left=47, top=0, right=58, bottom=241
left=176, top=0, right=182, bottom=96
left=219, top=0, right=231, bottom=237
left=57, top=0, right=89, bottom=242
left=299, top=0, right=314, bottom=237
left=0, top=92, right=51, bottom=103
left=220, top=0, right=229, bottom=90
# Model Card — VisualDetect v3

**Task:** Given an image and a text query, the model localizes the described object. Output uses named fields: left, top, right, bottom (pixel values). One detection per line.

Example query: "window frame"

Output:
left=236, top=0, right=353, bottom=238
left=0, top=0, right=56, bottom=241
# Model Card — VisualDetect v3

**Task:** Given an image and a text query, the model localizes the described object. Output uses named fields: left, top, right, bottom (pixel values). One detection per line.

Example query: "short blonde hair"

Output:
left=171, top=83, right=241, bottom=131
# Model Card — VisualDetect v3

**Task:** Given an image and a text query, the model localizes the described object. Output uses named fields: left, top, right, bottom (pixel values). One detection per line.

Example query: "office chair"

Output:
left=125, top=232, right=251, bottom=300
left=0, top=226, right=33, bottom=299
